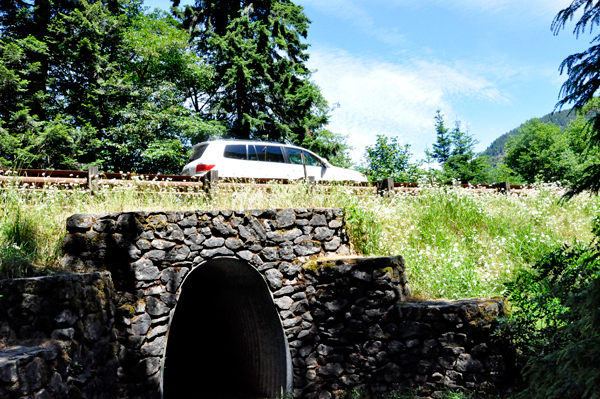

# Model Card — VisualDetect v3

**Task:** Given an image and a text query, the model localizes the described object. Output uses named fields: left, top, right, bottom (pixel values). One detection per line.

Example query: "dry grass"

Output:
left=1, top=180, right=598, bottom=299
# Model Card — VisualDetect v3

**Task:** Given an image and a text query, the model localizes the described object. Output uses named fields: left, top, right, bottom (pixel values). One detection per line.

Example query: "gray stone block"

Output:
left=145, top=250, right=166, bottom=262
left=309, top=214, right=328, bottom=226
left=314, top=227, right=334, bottom=241
left=274, top=297, right=293, bottom=310
left=261, top=247, right=279, bottom=261
left=178, top=215, right=197, bottom=228
left=133, top=258, right=160, bottom=281
left=141, top=336, right=166, bottom=357
left=151, top=239, right=176, bottom=250
left=225, top=237, right=243, bottom=250
left=165, top=245, right=191, bottom=262
left=200, top=247, right=234, bottom=258
left=294, top=240, right=322, bottom=256
left=277, top=209, right=296, bottom=228
left=146, top=297, right=170, bottom=317
left=203, top=237, right=225, bottom=248
left=265, top=269, right=283, bottom=290
left=66, top=214, right=95, bottom=231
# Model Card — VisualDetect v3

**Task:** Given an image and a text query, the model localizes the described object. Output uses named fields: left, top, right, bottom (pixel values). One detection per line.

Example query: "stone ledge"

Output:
left=0, top=273, right=118, bottom=399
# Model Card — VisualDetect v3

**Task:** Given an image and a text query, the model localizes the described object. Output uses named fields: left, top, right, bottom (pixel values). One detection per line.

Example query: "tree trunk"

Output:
left=28, top=0, right=50, bottom=119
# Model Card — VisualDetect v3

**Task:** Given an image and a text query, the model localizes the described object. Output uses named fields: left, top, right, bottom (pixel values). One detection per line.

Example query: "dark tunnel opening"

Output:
left=162, top=257, right=291, bottom=399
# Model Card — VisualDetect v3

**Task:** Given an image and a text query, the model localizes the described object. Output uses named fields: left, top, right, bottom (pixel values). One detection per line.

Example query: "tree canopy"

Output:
left=360, top=135, right=421, bottom=182
left=427, top=112, right=489, bottom=184
left=175, top=0, right=330, bottom=144
left=553, top=0, right=600, bottom=196
left=504, top=119, right=577, bottom=184
left=0, top=0, right=349, bottom=174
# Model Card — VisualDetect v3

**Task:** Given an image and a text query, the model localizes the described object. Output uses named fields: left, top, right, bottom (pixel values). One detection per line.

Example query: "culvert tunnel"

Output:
left=162, top=257, right=292, bottom=399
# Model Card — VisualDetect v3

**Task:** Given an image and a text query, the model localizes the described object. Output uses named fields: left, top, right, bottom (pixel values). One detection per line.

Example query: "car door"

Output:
left=219, top=144, right=248, bottom=178
left=284, top=147, right=307, bottom=180
left=302, top=150, right=327, bottom=181
left=247, top=144, right=287, bottom=179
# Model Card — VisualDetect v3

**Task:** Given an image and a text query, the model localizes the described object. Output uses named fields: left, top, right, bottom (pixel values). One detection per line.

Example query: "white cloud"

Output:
left=389, top=0, right=572, bottom=18
left=308, top=48, right=508, bottom=163
left=299, top=0, right=407, bottom=46
left=301, top=0, right=572, bottom=30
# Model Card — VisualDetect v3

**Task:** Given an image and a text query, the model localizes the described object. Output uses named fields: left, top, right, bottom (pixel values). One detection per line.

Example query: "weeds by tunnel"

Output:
left=0, top=203, right=39, bottom=279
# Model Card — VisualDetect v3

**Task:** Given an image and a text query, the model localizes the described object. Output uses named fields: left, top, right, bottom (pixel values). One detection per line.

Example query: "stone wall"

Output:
left=283, top=258, right=511, bottom=399
left=0, top=272, right=118, bottom=398
left=0, top=207, right=514, bottom=399
left=394, top=299, right=512, bottom=397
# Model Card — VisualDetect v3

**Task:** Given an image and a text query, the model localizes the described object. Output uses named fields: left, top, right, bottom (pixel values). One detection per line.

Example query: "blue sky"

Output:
left=144, top=0, right=589, bottom=163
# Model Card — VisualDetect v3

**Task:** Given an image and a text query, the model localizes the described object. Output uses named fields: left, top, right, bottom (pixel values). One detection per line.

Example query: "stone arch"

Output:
left=161, top=257, right=292, bottom=399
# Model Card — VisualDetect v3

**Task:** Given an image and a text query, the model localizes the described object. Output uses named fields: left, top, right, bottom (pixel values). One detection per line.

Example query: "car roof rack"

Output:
left=196, top=138, right=295, bottom=146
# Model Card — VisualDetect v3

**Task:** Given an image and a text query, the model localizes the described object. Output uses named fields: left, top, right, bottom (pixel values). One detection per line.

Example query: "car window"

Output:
left=223, top=144, right=247, bottom=160
left=287, top=148, right=303, bottom=164
left=303, top=151, right=321, bottom=167
left=252, top=145, right=285, bottom=163
left=189, top=144, right=208, bottom=162
left=248, top=145, right=259, bottom=161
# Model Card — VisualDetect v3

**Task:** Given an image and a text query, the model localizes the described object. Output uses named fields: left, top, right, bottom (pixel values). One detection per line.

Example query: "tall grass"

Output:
left=341, top=386, right=497, bottom=399
left=0, top=180, right=598, bottom=299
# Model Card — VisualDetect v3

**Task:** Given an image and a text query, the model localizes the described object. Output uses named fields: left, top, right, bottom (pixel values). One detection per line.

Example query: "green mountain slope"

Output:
left=482, top=108, right=577, bottom=164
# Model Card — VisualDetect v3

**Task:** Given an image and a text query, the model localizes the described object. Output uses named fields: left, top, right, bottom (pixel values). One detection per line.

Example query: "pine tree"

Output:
left=175, top=0, right=329, bottom=143
left=429, top=112, right=489, bottom=184
left=552, top=0, right=600, bottom=196
left=428, top=110, right=453, bottom=165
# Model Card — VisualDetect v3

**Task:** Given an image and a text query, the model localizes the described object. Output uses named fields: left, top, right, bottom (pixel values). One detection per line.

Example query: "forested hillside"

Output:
left=482, top=108, right=577, bottom=164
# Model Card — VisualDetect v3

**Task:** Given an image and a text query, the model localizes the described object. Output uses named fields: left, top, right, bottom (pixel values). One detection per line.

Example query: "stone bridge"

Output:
left=0, top=208, right=513, bottom=399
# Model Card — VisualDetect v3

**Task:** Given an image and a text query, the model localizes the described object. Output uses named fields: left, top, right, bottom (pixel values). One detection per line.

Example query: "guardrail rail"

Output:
left=0, top=168, right=531, bottom=196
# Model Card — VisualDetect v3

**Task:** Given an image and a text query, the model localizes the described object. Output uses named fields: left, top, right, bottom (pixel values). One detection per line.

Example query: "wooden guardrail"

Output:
left=0, top=168, right=531, bottom=195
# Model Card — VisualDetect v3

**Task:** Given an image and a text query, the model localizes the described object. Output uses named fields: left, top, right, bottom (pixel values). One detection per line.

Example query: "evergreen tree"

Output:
left=0, top=0, right=123, bottom=119
left=428, top=111, right=488, bottom=184
left=552, top=0, right=600, bottom=196
left=0, top=0, right=222, bottom=173
left=0, top=0, right=340, bottom=173
left=446, top=121, right=489, bottom=183
left=47, top=1, right=222, bottom=172
left=175, top=0, right=329, bottom=143
left=427, top=110, right=452, bottom=165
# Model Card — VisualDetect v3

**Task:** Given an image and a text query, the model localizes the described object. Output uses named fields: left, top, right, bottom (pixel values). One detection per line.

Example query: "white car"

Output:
left=180, top=140, right=367, bottom=182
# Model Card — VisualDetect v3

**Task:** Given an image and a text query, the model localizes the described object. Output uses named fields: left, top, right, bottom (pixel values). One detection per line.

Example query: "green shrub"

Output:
left=346, top=200, right=387, bottom=255
left=384, top=387, right=497, bottom=399
left=0, top=204, right=39, bottom=279
left=0, top=243, right=36, bottom=279
left=502, top=215, right=600, bottom=398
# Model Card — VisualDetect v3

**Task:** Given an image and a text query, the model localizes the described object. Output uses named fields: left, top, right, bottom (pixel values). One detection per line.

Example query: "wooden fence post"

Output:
left=88, top=166, right=98, bottom=195
left=377, top=178, right=395, bottom=196
left=201, top=169, right=218, bottom=195
left=494, top=181, right=510, bottom=194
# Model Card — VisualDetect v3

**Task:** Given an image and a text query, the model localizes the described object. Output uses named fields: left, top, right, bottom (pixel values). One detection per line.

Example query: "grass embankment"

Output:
left=1, top=181, right=598, bottom=299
